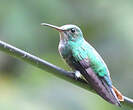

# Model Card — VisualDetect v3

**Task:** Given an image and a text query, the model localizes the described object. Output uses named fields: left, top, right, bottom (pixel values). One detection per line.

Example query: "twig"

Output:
left=122, top=96, right=133, bottom=108
left=0, top=40, right=132, bottom=108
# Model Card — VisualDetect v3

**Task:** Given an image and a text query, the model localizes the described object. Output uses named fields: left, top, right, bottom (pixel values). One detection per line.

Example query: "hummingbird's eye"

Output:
left=70, top=28, right=75, bottom=33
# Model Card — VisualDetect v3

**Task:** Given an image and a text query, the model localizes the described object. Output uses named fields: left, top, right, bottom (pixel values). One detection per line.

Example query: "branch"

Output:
left=0, top=40, right=132, bottom=108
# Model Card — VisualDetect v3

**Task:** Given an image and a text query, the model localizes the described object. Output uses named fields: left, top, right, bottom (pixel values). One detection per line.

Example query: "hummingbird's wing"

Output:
left=70, top=57, right=120, bottom=106
left=70, top=42, right=122, bottom=106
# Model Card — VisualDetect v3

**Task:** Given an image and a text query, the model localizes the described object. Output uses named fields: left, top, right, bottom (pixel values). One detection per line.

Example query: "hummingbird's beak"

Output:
left=40, top=23, right=64, bottom=32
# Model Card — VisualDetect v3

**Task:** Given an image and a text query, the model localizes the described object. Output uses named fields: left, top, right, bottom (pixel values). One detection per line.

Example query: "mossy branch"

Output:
left=0, top=40, right=133, bottom=108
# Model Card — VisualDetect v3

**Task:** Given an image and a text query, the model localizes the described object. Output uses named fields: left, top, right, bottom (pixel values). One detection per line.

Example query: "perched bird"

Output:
left=41, top=23, right=124, bottom=106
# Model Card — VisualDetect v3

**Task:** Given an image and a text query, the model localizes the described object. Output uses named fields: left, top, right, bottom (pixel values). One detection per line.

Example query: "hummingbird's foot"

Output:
left=74, top=70, right=88, bottom=83
left=74, top=70, right=82, bottom=80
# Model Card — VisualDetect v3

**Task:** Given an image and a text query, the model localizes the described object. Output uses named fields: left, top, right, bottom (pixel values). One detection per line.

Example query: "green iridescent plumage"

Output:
left=59, top=25, right=109, bottom=78
left=68, top=39, right=108, bottom=77
left=41, top=23, right=121, bottom=106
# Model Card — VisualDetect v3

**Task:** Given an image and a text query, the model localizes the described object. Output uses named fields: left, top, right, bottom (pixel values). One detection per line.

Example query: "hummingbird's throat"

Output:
left=59, top=31, right=68, bottom=41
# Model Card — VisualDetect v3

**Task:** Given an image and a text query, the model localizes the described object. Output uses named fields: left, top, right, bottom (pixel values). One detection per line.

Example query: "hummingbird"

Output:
left=41, top=23, right=124, bottom=106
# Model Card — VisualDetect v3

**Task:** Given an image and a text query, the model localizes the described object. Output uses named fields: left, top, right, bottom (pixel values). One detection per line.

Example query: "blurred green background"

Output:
left=0, top=0, right=133, bottom=110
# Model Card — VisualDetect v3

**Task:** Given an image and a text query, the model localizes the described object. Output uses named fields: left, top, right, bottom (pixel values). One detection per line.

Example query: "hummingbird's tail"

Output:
left=112, top=86, right=124, bottom=102
left=82, top=67, right=123, bottom=106
left=108, top=86, right=124, bottom=106
left=110, top=87, right=122, bottom=106
left=100, top=78, right=122, bottom=106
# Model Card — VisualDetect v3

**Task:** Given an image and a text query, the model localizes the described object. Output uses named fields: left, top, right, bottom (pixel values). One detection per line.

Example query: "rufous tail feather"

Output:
left=112, top=86, right=124, bottom=101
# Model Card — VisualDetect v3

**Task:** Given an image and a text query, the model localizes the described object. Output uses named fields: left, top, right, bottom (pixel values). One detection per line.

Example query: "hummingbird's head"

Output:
left=41, top=23, right=84, bottom=42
